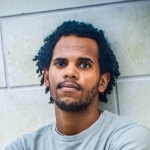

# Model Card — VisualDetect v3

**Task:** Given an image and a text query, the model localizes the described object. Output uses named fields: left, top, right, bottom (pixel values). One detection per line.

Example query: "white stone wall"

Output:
left=0, top=0, right=150, bottom=149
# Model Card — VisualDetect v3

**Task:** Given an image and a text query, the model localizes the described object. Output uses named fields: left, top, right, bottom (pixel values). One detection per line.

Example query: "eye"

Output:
left=80, top=62, right=90, bottom=69
left=54, top=61, right=66, bottom=67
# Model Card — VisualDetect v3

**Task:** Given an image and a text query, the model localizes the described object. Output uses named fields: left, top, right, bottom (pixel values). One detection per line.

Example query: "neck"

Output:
left=54, top=101, right=101, bottom=136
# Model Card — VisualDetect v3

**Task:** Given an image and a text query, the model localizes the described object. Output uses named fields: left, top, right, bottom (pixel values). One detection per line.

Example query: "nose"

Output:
left=63, top=64, right=79, bottom=80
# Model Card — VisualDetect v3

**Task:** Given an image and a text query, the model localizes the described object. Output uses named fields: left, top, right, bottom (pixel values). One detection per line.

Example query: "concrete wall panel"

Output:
left=0, top=0, right=125, bottom=17
left=117, top=78, right=150, bottom=128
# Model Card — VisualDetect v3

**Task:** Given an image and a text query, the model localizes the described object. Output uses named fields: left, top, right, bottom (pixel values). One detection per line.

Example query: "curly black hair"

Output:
left=33, top=20, right=120, bottom=103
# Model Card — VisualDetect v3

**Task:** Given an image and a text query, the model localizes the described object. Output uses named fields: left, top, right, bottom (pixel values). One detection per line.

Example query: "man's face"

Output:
left=44, top=35, right=107, bottom=112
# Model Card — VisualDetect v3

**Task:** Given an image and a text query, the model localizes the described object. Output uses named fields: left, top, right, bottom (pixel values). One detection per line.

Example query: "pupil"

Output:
left=82, top=63, right=87, bottom=68
left=59, top=62, right=63, bottom=66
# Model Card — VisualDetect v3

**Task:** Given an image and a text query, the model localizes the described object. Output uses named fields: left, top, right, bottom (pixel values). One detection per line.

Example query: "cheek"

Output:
left=49, top=69, right=62, bottom=89
left=49, top=71, right=56, bottom=86
left=81, top=74, right=100, bottom=89
left=49, top=76, right=56, bottom=87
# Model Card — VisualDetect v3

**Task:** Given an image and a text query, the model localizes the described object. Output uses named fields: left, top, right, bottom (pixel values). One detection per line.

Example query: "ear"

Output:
left=98, top=72, right=110, bottom=93
left=43, top=68, right=49, bottom=87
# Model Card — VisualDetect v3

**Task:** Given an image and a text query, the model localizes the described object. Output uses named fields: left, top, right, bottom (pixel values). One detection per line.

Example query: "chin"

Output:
left=54, top=97, right=91, bottom=112
left=57, top=96, right=79, bottom=103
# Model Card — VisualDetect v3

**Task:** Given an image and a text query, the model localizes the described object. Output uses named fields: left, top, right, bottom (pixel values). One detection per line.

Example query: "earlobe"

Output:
left=98, top=72, right=110, bottom=93
left=43, top=68, right=49, bottom=87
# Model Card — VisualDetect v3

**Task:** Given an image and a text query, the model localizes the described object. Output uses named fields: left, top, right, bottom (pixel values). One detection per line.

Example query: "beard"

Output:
left=49, top=81, right=99, bottom=112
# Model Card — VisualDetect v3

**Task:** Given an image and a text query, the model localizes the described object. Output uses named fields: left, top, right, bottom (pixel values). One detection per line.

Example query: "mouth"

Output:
left=57, top=82, right=82, bottom=90
left=59, top=83, right=80, bottom=90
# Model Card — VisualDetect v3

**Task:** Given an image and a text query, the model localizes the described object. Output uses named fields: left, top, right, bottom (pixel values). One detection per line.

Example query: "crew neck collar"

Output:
left=52, top=110, right=106, bottom=142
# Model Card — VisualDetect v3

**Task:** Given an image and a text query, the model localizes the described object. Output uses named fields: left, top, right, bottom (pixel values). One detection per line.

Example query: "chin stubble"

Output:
left=49, top=82, right=99, bottom=112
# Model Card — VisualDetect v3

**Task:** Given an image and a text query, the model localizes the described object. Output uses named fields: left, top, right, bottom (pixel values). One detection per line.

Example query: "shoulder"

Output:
left=5, top=123, right=54, bottom=150
left=111, top=124, right=150, bottom=149
left=103, top=110, right=150, bottom=149
left=103, top=110, right=148, bottom=129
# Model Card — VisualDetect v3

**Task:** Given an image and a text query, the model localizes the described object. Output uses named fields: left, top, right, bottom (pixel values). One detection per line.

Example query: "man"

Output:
left=6, top=21, right=150, bottom=149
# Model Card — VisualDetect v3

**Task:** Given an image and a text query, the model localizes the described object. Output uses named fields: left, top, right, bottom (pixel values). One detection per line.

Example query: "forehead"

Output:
left=53, top=35, right=99, bottom=59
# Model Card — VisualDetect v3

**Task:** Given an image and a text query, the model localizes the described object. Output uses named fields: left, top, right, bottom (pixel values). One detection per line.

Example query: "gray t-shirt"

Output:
left=6, top=110, right=150, bottom=150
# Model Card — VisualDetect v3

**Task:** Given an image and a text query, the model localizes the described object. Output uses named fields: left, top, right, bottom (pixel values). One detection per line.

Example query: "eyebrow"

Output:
left=53, top=57, right=67, bottom=61
left=53, top=57, right=94, bottom=63
left=78, top=57, right=94, bottom=64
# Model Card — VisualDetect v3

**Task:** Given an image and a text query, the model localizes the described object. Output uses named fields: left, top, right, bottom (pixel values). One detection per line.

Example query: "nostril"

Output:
left=65, top=74, right=69, bottom=78
left=72, top=75, right=76, bottom=78
left=64, top=75, right=76, bottom=79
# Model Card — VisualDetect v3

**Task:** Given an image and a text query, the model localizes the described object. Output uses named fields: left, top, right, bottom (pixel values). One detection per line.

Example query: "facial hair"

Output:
left=49, top=80, right=99, bottom=112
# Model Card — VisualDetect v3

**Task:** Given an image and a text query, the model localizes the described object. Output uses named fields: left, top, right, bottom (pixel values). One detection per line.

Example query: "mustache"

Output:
left=57, top=80, right=83, bottom=90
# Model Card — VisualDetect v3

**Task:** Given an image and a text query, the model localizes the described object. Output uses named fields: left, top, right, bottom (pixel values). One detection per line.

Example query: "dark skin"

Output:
left=44, top=35, right=110, bottom=135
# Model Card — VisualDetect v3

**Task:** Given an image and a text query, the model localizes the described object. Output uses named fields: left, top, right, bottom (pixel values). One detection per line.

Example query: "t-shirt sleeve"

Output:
left=5, top=125, right=51, bottom=150
left=111, top=126, right=150, bottom=150
left=5, top=134, right=32, bottom=150
left=5, top=140, right=22, bottom=150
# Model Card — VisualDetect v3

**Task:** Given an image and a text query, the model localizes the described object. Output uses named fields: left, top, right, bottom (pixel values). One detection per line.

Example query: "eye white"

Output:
left=80, top=63, right=90, bottom=68
left=55, top=61, right=66, bottom=67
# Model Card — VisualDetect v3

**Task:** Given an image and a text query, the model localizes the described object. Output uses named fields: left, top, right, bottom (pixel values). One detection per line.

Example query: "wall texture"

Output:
left=0, top=0, right=150, bottom=149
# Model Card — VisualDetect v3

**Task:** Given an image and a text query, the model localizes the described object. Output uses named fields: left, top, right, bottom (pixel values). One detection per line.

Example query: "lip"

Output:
left=59, top=83, right=80, bottom=90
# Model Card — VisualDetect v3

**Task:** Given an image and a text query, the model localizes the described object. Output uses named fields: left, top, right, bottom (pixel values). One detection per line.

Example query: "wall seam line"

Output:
left=0, top=0, right=148, bottom=19
left=0, top=20, right=9, bottom=88
left=0, top=84, right=44, bottom=92
left=114, top=83, right=120, bottom=115
left=117, top=74, right=150, bottom=82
